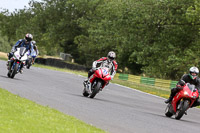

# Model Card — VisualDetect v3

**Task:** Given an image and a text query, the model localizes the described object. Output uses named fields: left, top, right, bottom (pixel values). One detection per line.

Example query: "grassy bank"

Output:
left=0, top=88, right=106, bottom=133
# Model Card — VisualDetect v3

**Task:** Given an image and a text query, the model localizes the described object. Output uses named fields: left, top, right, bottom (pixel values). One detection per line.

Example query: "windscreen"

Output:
left=19, top=47, right=26, bottom=56
left=187, top=83, right=195, bottom=92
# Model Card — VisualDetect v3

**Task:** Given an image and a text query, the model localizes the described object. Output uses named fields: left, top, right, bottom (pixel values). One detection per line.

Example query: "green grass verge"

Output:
left=112, top=79, right=170, bottom=98
left=0, top=88, right=106, bottom=133
left=0, top=56, right=7, bottom=61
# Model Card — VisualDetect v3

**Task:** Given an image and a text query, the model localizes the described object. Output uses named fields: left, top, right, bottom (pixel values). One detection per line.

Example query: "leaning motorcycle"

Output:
left=7, top=47, right=29, bottom=78
left=83, top=67, right=111, bottom=98
left=165, top=83, right=199, bottom=120
left=26, top=55, right=32, bottom=69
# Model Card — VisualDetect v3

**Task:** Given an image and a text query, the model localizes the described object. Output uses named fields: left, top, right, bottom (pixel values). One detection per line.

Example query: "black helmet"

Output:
left=25, top=33, right=33, bottom=42
left=107, top=51, right=116, bottom=62
left=189, top=66, right=199, bottom=80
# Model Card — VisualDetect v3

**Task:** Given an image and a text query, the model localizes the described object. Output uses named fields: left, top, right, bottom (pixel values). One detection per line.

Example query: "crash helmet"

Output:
left=107, top=51, right=116, bottom=62
left=25, top=33, right=33, bottom=42
left=32, top=41, right=36, bottom=45
left=189, top=66, right=199, bottom=80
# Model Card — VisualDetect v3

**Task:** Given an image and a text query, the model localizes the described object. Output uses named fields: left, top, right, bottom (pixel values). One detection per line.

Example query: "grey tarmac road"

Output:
left=0, top=60, right=200, bottom=133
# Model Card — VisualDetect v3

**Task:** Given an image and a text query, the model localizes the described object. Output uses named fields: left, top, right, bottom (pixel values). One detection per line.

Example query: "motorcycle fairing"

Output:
left=172, top=83, right=199, bottom=112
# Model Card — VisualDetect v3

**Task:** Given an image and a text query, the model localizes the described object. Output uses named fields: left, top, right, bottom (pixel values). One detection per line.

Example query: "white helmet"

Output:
left=25, top=33, right=33, bottom=42
left=189, top=66, right=199, bottom=79
left=32, top=41, right=36, bottom=45
left=107, top=51, right=116, bottom=62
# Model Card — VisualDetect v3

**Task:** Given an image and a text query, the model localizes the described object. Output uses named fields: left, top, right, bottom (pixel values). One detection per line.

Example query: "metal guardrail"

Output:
left=116, top=73, right=178, bottom=89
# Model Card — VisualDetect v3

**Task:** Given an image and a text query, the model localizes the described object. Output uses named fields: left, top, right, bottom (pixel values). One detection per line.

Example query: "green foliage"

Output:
left=0, top=0, right=200, bottom=80
left=0, top=32, right=11, bottom=52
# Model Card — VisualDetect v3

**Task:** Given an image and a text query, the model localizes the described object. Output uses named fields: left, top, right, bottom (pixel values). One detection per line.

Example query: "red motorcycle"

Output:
left=83, top=67, right=111, bottom=98
left=165, top=83, right=199, bottom=120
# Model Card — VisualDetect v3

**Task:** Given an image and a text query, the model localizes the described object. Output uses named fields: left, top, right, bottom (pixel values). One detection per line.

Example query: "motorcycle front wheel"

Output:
left=175, top=100, right=190, bottom=120
left=10, top=63, right=19, bottom=78
left=89, top=80, right=102, bottom=98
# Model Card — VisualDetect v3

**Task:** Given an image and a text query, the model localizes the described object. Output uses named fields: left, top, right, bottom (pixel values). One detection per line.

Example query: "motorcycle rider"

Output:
left=7, top=33, right=33, bottom=73
left=31, top=40, right=39, bottom=64
left=165, top=66, right=200, bottom=108
left=83, top=51, right=118, bottom=87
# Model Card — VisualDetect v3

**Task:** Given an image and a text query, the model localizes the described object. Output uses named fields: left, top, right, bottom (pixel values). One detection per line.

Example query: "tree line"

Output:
left=0, top=0, right=199, bottom=80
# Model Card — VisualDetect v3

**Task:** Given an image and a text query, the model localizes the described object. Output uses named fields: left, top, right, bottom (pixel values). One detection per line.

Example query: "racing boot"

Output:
left=86, top=81, right=92, bottom=94
left=19, top=68, right=23, bottom=74
left=19, top=65, right=24, bottom=74
left=6, top=60, right=10, bottom=70
left=165, top=92, right=176, bottom=104
left=83, top=79, right=88, bottom=87
left=165, top=88, right=177, bottom=104
left=165, top=95, right=173, bottom=104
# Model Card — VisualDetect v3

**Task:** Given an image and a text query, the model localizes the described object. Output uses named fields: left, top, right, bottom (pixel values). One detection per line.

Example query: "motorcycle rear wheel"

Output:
left=26, top=59, right=32, bottom=69
left=175, top=100, right=189, bottom=120
left=7, top=72, right=11, bottom=77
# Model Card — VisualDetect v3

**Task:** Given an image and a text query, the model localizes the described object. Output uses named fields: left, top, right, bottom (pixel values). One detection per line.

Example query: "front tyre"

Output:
left=10, top=63, right=19, bottom=78
left=175, top=100, right=190, bottom=120
left=89, top=80, right=102, bottom=98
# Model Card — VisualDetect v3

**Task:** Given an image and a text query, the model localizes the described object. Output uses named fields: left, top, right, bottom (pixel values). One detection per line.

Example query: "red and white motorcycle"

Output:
left=83, top=67, right=111, bottom=98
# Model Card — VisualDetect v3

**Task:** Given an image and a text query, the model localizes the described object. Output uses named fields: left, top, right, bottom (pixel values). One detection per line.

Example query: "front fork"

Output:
left=9, top=60, right=21, bottom=72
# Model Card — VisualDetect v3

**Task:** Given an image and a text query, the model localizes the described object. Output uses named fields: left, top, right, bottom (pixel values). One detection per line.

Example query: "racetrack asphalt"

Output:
left=0, top=60, right=200, bottom=133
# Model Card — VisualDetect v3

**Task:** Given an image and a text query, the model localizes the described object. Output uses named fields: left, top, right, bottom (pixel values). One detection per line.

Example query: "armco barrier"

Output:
left=155, top=79, right=171, bottom=89
left=128, top=75, right=141, bottom=84
left=35, top=57, right=90, bottom=71
left=118, top=73, right=128, bottom=80
left=140, top=77, right=155, bottom=86
left=114, top=73, right=119, bottom=80
left=170, top=81, right=178, bottom=89
left=116, top=73, right=178, bottom=89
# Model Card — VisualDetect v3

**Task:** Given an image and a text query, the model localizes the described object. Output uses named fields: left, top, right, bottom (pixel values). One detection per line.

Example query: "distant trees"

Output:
left=0, top=0, right=199, bottom=80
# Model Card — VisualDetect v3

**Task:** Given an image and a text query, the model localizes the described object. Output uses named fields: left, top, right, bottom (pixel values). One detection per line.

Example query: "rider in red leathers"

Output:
left=84, top=51, right=118, bottom=86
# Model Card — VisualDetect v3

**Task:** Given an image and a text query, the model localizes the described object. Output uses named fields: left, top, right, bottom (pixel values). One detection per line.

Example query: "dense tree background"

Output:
left=0, top=0, right=199, bottom=80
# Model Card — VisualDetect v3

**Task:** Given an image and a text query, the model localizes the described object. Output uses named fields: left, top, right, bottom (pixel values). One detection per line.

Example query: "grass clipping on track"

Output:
left=0, top=88, right=106, bottom=133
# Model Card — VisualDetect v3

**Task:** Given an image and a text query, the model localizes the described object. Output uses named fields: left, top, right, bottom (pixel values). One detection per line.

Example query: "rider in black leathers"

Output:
left=165, top=67, right=200, bottom=107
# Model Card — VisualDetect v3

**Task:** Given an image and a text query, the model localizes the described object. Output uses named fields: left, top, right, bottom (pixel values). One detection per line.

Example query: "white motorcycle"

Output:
left=7, top=47, right=29, bottom=78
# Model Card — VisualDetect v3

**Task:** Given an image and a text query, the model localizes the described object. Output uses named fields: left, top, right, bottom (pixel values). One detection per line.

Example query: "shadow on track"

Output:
left=147, top=111, right=200, bottom=124
left=0, top=75, right=22, bottom=81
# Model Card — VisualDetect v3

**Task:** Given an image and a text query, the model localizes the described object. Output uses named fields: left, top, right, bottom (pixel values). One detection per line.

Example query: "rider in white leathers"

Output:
left=84, top=51, right=118, bottom=86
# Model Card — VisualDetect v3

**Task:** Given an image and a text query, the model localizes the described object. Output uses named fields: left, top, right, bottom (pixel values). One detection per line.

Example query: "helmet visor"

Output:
left=108, top=57, right=114, bottom=61
left=190, top=72, right=198, bottom=79
left=25, top=36, right=32, bottom=42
